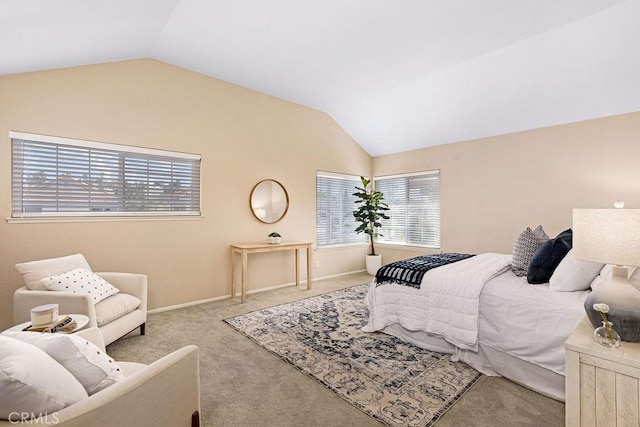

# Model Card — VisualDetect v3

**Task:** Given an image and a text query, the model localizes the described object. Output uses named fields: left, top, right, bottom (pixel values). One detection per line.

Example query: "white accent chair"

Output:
left=13, top=254, right=147, bottom=345
left=0, top=328, right=201, bottom=427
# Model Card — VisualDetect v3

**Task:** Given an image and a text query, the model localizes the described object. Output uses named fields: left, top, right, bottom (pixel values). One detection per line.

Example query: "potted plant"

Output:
left=267, top=232, right=283, bottom=244
left=353, top=176, right=390, bottom=275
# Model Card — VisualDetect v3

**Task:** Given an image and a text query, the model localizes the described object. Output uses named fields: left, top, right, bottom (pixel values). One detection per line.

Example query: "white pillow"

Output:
left=95, top=293, right=142, bottom=327
left=41, top=268, right=119, bottom=303
left=15, top=254, right=92, bottom=291
left=0, top=336, right=87, bottom=420
left=589, top=265, right=640, bottom=291
left=549, top=249, right=605, bottom=292
left=4, top=331, right=124, bottom=396
left=589, top=264, right=614, bottom=291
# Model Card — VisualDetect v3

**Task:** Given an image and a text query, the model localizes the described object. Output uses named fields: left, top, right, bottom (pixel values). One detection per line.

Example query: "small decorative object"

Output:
left=24, top=314, right=77, bottom=333
left=592, top=303, right=621, bottom=348
left=30, top=304, right=59, bottom=327
left=267, top=232, right=283, bottom=244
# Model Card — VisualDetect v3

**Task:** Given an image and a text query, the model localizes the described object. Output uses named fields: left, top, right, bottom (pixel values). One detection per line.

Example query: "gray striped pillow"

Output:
left=512, top=225, right=549, bottom=277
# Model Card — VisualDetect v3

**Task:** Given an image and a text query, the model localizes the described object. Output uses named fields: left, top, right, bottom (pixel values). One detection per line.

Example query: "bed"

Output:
left=362, top=250, right=595, bottom=401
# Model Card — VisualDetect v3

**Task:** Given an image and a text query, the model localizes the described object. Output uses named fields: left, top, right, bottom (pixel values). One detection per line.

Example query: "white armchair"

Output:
left=0, top=328, right=201, bottom=427
left=13, top=254, right=147, bottom=345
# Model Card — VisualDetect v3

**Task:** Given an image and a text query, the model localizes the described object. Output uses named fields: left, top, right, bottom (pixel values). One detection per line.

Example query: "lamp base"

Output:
left=584, top=266, right=640, bottom=342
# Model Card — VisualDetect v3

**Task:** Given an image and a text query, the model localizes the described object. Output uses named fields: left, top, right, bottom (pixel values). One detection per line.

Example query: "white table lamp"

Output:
left=573, top=207, right=640, bottom=342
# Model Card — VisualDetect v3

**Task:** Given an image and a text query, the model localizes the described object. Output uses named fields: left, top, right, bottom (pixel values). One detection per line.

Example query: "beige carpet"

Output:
left=107, top=272, right=565, bottom=426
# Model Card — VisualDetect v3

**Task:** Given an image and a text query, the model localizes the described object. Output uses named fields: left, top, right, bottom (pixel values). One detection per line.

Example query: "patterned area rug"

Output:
left=224, top=284, right=481, bottom=427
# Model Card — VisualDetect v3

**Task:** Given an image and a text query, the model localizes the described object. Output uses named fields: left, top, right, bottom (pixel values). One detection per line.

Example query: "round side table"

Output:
left=3, top=314, right=90, bottom=334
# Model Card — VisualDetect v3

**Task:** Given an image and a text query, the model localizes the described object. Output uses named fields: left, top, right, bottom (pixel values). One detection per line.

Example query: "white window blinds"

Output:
left=10, top=132, right=201, bottom=219
left=316, top=172, right=365, bottom=247
left=375, top=171, right=440, bottom=248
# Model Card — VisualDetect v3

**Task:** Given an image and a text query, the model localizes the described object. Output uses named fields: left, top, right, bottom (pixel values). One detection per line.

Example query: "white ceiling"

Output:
left=1, top=0, right=639, bottom=156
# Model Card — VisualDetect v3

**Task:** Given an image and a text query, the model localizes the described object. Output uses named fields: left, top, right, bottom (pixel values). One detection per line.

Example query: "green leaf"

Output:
left=351, top=176, right=390, bottom=255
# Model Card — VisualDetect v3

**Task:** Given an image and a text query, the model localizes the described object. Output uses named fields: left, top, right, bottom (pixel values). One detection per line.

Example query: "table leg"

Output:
left=231, top=248, right=237, bottom=299
left=295, top=248, right=300, bottom=287
left=307, top=244, right=312, bottom=290
left=241, top=251, right=248, bottom=303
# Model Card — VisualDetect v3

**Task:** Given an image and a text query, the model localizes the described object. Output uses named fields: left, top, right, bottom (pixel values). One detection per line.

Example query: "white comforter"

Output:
left=477, top=269, right=588, bottom=374
left=362, top=253, right=512, bottom=351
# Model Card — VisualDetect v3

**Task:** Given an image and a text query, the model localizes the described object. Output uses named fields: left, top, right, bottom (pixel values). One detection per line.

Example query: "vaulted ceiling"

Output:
left=1, top=0, right=639, bottom=156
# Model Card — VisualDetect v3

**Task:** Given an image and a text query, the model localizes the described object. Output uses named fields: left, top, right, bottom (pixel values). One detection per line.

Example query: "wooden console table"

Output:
left=231, top=241, right=312, bottom=303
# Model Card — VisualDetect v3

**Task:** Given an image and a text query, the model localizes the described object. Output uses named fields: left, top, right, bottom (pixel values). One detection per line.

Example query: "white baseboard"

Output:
left=148, top=269, right=367, bottom=314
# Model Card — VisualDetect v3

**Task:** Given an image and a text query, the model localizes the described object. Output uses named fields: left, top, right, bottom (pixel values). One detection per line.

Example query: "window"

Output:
left=316, top=172, right=365, bottom=247
left=375, top=171, right=440, bottom=248
left=10, top=131, right=201, bottom=220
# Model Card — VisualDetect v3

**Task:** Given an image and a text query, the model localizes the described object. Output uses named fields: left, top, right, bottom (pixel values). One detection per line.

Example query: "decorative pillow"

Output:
left=41, top=268, right=119, bottom=303
left=4, top=331, right=124, bottom=396
left=15, top=253, right=92, bottom=291
left=0, top=336, right=87, bottom=420
left=512, top=225, right=549, bottom=277
left=527, top=229, right=573, bottom=284
left=549, top=248, right=605, bottom=292
left=95, top=293, right=142, bottom=327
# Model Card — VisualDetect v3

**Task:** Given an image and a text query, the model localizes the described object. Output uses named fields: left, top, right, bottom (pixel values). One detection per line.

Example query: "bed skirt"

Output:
left=380, top=323, right=566, bottom=401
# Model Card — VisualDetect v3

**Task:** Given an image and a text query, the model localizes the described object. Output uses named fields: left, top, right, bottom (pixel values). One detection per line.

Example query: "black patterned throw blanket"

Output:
left=375, top=253, right=475, bottom=289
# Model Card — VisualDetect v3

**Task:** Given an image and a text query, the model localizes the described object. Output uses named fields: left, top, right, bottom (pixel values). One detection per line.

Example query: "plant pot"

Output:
left=267, top=236, right=283, bottom=244
left=366, top=254, right=382, bottom=276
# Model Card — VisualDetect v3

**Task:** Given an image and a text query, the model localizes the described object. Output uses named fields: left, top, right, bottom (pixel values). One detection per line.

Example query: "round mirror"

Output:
left=250, top=179, right=289, bottom=224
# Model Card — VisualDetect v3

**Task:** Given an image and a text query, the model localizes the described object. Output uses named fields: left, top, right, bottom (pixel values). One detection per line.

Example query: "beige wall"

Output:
left=2, top=59, right=639, bottom=331
left=0, top=59, right=372, bottom=329
left=374, top=112, right=640, bottom=264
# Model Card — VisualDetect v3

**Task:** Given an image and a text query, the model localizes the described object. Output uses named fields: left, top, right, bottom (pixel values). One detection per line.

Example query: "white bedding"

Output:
left=362, top=253, right=590, bottom=399
left=477, top=268, right=588, bottom=375
left=362, top=253, right=512, bottom=350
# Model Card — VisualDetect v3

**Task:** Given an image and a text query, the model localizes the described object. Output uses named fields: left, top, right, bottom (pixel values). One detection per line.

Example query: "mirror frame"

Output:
left=249, top=179, right=290, bottom=224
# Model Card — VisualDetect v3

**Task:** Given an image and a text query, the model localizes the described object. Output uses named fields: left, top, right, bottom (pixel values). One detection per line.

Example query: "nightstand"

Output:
left=565, top=317, right=640, bottom=426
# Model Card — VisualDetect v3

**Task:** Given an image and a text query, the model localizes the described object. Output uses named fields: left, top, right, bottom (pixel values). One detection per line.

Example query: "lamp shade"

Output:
left=573, top=209, right=640, bottom=267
